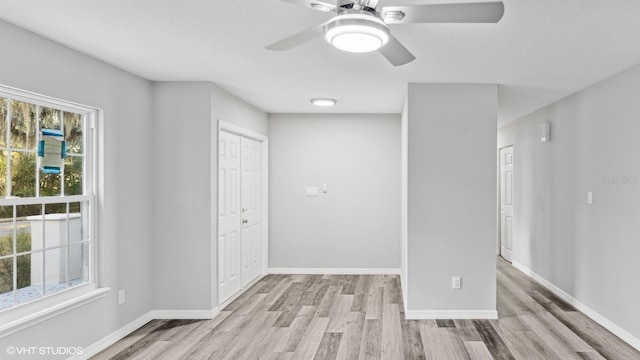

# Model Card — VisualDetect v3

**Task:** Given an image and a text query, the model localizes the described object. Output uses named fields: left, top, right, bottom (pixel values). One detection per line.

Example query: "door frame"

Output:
left=498, top=145, right=514, bottom=261
left=214, top=120, right=269, bottom=309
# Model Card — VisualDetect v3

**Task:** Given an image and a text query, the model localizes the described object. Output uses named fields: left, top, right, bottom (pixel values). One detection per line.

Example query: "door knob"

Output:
left=242, top=219, right=248, bottom=224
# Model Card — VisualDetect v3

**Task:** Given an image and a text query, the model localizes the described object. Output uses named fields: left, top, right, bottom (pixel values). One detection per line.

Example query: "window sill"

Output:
left=0, top=286, right=110, bottom=339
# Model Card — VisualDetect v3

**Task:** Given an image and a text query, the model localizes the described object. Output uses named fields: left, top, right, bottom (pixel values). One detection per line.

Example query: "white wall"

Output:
left=406, top=84, right=497, bottom=315
left=151, top=82, right=216, bottom=311
left=268, top=114, right=400, bottom=270
left=211, top=85, right=269, bottom=136
left=152, top=82, right=268, bottom=311
left=498, top=62, right=640, bottom=344
left=0, top=19, right=153, bottom=354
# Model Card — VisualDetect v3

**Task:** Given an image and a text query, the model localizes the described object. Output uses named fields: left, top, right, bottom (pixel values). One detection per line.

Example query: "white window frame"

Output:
left=0, top=85, right=107, bottom=338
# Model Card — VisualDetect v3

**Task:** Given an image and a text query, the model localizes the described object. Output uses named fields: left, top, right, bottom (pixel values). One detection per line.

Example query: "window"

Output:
left=0, top=85, right=97, bottom=314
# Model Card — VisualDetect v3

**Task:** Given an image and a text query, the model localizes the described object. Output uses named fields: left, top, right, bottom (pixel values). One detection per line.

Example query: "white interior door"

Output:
left=241, top=137, right=261, bottom=287
left=218, top=131, right=242, bottom=303
left=500, top=146, right=514, bottom=262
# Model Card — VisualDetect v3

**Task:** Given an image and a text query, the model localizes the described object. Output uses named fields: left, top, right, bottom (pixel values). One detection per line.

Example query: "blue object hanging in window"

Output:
left=38, top=129, right=66, bottom=174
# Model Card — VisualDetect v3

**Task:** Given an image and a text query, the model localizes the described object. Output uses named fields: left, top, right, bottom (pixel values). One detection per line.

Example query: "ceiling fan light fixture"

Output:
left=324, top=12, right=390, bottom=53
left=311, top=98, right=337, bottom=106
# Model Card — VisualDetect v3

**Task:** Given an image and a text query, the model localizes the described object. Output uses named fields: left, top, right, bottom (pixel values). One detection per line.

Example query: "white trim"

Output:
left=0, top=287, right=109, bottom=339
left=210, top=118, right=217, bottom=311
left=151, top=308, right=219, bottom=320
left=400, top=271, right=408, bottom=315
left=75, top=311, right=154, bottom=360
left=268, top=268, right=401, bottom=275
left=261, top=138, right=269, bottom=276
left=0, top=84, right=97, bottom=115
left=219, top=121, right=267, bottom=142
left=404, top=310, right=498, bottom=320
left=512, top=261, right=640, bottom=351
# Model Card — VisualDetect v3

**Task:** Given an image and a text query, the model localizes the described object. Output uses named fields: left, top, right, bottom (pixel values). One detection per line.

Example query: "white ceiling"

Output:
left=1, top=0, right=640, bottom=125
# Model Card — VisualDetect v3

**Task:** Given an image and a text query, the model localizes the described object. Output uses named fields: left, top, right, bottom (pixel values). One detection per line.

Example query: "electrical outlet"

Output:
left=118, top=289, right=126, bottom=305
left=452, top=276, right=462, bottom=290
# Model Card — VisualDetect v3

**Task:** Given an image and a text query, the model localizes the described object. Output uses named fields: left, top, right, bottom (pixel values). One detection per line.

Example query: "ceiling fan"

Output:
left=265, top=0, right=504, bottom=66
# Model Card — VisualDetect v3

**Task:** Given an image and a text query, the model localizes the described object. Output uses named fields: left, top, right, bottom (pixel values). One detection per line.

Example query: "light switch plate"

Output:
left=306, top=187, right=319, bottom=196
left=452, top=276, right=462, bottom=290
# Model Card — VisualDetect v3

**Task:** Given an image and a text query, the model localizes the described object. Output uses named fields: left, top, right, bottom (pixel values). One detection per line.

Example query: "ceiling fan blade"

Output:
left=277, top=0, right=337, bottom=12
left=379, top=35, right=416, bottom=66
left=265, top=23, right=326, bottom=51
left=381, top=2, right=504, bottom=25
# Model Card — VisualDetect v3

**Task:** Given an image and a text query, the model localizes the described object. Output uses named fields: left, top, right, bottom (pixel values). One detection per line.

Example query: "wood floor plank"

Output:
left=463, top=341, right=494, bottom=360
left=130, top=340, right=172, bottom=360
left=154, top=320, right=203, bottom=342
left=358, top=319, right=382, bottom=360
left=339, top=275, right=359, bottom=295
left=454, top=319, right=482, bottom=342
left=104, top=320, right=205, bottom=360
left=269, top=282, right=300, bottom=312
left=401, top=319, right=426, bottom=360
left=577, top=351, right=609, bottom=360
left=313, top=332, right=343, bottom=360
left=90, top=321, right=167, bottom=360
left=256, top=274, right=284, bottom=294
left=264, top=277, right=295, bottom=306
left=471, top=320, right=515, bottom=360
left=302, top=279, right=330, bottom=306
left=382, top=276, right=402, bottom=305
left=146, top=315, right=231, bottom=359
left=93, top=261, right=640, bottom=360
left=222, top=311, right=280, bottom=360
left=292, top=317, right=330, bottom=360
left=326, top=295, right=354, bottom=332
left=365, top=287, right=383, bottom=320
left=351, top=275, right=372, bottom=312
left=317, top=285, right=343, bottom=318
left=516, top=312, right=585, bottom=360
left=335, top=311, right=366, bottom=360
left=283, top=305, right=320, bottom=352
left=380, top=304, right=402, bottom=360
left=420, top=323, right=471, bottom=360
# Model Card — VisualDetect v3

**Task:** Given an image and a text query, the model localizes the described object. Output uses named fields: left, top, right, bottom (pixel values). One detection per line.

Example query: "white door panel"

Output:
left=240, top=136, right=261, bottom=287
left=218, top=131, right=242, bottom=303
left=499, top=146, right=514, bottom=262
left=219, top=130, right=263, bottom=303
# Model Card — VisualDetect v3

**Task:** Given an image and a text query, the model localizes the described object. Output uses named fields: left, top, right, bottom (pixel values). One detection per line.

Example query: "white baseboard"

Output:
left=399, top=270, right=408, bottom=316
left=512, top=261, right=640, bottom=351
left=151, top=308, right=219, bottom=320
left=405, top=310, right=498, bottom=320
left=267, top=268, right=401, bottom=275
left=74, top=308, right=219, bottom=360
left=77, top=311, right=154, bottom=359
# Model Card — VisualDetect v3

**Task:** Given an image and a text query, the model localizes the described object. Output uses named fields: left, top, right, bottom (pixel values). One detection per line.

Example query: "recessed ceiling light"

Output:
left=311, top=98, right=337, bottom=106
left=324, top=11, right=390, bottom=53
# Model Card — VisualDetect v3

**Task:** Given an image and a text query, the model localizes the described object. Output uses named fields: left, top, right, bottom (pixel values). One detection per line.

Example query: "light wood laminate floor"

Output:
left=93, top=258, right=640, bottom=359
